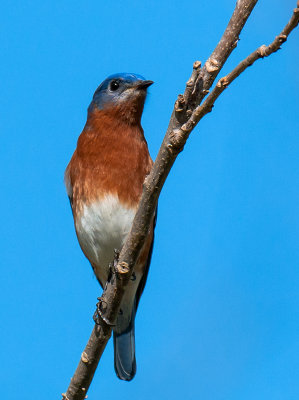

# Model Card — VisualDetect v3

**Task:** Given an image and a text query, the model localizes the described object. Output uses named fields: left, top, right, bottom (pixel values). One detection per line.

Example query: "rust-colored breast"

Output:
left=65, top=107, right=153, bottom=219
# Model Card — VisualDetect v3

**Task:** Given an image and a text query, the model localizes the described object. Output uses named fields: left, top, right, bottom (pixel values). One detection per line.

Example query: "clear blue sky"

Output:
left=1, top=1, right=298, bottom=399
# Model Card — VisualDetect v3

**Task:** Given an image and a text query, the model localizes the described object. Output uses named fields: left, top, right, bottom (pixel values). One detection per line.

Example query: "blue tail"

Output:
left=113, top=213, right=156, bottom=381
left=113, top=306, right=136, bottom=381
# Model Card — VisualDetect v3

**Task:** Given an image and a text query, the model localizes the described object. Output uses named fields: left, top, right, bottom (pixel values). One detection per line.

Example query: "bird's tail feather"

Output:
left=113, top=302, right=137, bottom=381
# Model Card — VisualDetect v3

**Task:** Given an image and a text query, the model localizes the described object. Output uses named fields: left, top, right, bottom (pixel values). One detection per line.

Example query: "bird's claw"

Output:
left=93, top=249, right=121, bottom=326
left=93, top=297, right=104, bottom=325
left=93, top=297, right=115, bottom=326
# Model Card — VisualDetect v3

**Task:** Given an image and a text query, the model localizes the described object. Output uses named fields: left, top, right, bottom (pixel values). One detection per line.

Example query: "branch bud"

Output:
left=206, top=58, right=219, bottom=73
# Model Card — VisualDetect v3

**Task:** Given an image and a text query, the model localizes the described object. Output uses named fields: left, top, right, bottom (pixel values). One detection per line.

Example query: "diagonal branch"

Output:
left=178, top=3, right=299, bottom=137
left=161, top=0, right=259, bottom=137
left=62, top=1, right=299, bottom=399
left=183, top=0, right=258, bottom=114
left=197, top=0, right=259, bottom=104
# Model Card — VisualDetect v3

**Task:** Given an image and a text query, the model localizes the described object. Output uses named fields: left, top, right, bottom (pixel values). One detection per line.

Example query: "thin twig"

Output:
left=180, top=3, right=299, bottom=136
left=197, top=0, right=259, bottom=106
left=176, top=0, right=259, bottom=120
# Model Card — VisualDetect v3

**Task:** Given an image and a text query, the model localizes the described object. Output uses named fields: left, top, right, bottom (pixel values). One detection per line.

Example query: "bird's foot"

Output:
left=93, top=249, right=120, bottom=326
left=93, top=296, right=117, bottom=327
left=93, top=296, right=110, bottom=325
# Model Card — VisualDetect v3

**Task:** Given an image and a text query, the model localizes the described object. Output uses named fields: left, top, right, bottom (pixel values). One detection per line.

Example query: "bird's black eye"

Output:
left=110, top=80, right=120, bottom=91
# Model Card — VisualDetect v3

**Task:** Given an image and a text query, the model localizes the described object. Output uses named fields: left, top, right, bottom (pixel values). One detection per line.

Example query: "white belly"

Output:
left=75, top=194, right=136, bottom=284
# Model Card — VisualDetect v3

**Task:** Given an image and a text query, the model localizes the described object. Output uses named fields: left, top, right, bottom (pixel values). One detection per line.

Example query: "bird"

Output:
left=64, top=73, right=156, bottom=381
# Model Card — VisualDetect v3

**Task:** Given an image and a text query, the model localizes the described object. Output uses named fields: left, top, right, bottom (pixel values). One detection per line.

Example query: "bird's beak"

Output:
left=133, top=80, right=154, bottom=90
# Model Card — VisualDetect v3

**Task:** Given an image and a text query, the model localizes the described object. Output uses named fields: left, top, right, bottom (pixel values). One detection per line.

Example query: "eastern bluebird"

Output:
left=65, top=73, right=155, bottom=381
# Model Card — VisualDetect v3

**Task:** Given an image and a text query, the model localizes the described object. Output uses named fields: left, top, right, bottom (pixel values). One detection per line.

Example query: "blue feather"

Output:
left=88, top=72, right=148, bottom=112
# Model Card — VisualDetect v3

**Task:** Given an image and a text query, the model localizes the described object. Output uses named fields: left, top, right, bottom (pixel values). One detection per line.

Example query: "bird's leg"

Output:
left=93, top=249, right=120, bottom=326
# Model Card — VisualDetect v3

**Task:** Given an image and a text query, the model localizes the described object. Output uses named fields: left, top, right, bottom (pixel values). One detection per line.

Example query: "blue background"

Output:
left=1, top=1, right=298, bottom=399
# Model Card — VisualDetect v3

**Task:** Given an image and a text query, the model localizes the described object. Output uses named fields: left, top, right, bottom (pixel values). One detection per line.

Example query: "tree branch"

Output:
left=178, top=3, right=299, bottom=137
left=173, top=0, right=259, bottom=129
left=62, top=2, right=299, bottom=399
left=198, top=0, right=258, bottom=105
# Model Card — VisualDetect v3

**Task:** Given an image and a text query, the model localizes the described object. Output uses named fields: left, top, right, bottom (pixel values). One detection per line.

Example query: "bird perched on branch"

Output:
left=65, top=73, right=155, bottom=381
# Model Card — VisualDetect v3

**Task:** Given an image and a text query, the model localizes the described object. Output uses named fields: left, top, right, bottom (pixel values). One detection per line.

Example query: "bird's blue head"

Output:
left=88, top=73, right=154, bottom=120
